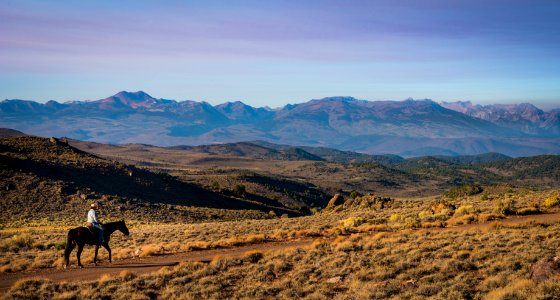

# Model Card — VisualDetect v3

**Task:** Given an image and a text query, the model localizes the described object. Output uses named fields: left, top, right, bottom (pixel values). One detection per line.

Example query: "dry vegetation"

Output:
left=4, top=217, right=560, bottom=299
left=3, top=135, right=560, bottom=298
left=2, top=187, right=559, bottom=299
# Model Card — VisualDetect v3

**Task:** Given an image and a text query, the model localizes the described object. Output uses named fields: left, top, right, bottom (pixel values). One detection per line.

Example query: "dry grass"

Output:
left=5, top=220, right=560, bottom=299
left=1, top=187, right=558, bottom=274
left=2, top=187, right=560, bottom=299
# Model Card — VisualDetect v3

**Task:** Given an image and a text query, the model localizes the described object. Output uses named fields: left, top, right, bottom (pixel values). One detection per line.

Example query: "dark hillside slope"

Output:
left=169, top=142, right=323, bottom=161
left=0, top=128, right=27, bottom=138
left=0, top=137, right=301, bottom=226
left=433, top=153, right=511, bottom=165
left=484, top=155, right=560, bottom=183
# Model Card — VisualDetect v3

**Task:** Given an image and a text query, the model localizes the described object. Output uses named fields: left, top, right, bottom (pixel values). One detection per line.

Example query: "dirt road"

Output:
left=1, top=212, right=559, bottom=294
left=0, top=239, right=315, bottom=294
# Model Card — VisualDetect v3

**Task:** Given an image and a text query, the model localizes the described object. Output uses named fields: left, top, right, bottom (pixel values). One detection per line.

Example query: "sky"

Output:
left=1, top=0, right=559, bottom=109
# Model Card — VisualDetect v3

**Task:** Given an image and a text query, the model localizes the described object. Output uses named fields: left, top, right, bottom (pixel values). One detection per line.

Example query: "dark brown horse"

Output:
left=64, top=220, right=130, bottom=268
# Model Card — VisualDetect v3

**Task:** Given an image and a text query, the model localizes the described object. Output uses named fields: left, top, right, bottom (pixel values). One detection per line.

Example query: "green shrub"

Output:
left=445, top=184, right=483, bottom=198
left=349, top=190, right=361, bottom=199
left=233, top=184, right=246, bottom=196
left=494, top=199, right=517, bottom=216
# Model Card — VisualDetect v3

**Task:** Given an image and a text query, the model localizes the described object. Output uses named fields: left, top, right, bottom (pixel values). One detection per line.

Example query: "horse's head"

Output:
left=119, top=220, right=130, bottom=236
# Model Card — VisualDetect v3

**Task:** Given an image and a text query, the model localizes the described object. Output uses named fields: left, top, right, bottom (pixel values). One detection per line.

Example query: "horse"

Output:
left=64, top=220, right=130, bottom=268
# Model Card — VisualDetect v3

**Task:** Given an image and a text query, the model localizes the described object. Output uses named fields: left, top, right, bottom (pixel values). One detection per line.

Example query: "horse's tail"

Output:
left=64, top=229, right=76, bottom=268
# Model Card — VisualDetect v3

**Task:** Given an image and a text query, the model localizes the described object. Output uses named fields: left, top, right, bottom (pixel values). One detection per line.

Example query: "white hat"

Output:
left=90, top=203, right=98, bottom=208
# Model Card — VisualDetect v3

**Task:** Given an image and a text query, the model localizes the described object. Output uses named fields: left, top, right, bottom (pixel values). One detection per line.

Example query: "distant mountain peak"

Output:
left=317, top=96, right=358, bottom=102
left=216, top=100, right=251, bottom=109
left=215, top=100, right=273, bottom=122
left=112, top=90, right=154, bottom=101
left=100, top=90, right=160, bottom=109
left=440, top=100, right=557, bottom=135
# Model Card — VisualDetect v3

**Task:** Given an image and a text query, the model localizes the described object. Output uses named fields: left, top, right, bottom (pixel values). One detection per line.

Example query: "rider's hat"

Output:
left=90, top=203, right=98, bottom=208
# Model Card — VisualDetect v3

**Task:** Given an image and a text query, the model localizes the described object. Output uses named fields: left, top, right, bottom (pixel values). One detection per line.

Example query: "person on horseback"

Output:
left=87, top=203, right=105, bottom=243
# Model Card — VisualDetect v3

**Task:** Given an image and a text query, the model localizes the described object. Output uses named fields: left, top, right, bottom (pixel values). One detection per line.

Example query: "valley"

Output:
left=1, top=129, right=560, bottom=298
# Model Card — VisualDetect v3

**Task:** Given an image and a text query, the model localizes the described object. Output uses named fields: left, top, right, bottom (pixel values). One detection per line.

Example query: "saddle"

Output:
left=85, top=222, right=102, bottom=243
left=85, top=222, right=95, bottom=232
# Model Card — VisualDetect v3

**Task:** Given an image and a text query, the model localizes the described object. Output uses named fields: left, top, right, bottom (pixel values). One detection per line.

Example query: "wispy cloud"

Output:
left=1, top=0, right=559, bottom=106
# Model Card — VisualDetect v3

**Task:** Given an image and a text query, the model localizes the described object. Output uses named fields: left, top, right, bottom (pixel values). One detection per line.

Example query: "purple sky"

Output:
left=1, top=0, right=559, bottom=109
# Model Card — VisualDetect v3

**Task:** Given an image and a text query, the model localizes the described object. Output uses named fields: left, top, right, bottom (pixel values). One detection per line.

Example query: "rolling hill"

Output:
left=0, top=136, right=310, bottom=226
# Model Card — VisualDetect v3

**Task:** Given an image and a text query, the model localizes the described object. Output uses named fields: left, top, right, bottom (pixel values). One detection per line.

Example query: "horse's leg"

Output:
left=94, top=244, right=99, bottom=266
left=77, top=244, right=84, bottom=268
left=102, top=243, right=112, bottom=263
left=64, top=241, right=75, bottom=269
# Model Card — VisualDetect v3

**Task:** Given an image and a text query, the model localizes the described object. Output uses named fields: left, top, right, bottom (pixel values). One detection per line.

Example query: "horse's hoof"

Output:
left=79, top=265, right=84, bottom=269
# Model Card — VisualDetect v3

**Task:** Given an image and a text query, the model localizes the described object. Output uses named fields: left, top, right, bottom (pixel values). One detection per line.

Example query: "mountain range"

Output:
left=1, top=91, right=559, bottom=157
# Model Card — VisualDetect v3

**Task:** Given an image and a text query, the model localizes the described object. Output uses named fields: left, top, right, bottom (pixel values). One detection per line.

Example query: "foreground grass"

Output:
left=1, top=187, right=558, bottom=274
left=5, top=221, right=560, bottom=299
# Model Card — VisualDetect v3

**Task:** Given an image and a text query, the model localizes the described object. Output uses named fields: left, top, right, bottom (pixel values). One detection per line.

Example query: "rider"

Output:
left=87, top=203, right=105, bottom=243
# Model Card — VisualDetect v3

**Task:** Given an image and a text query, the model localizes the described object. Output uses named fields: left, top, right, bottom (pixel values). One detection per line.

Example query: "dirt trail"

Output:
left=1, top=212, right=559, bottom=294
left=0, top=239, right=314, bottom=294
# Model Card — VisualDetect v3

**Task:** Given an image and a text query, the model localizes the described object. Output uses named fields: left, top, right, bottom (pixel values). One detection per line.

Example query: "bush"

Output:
left=494, top=199, right=517, bottom=216
left=349, top=190, right=361, bottom=199
left=432, top=202, right=455, bottom=216
left=340, top=217, right=367, bottom=228
left=403, top=217, right=420, bottom=229
left=454, top=205, right=477, bottom=216
left=389, top=214, right=403, bottom=222
left=445, top=184, right=483, bottom=198
left=418, top=211, right=433, bottom=220
left=233, top=184, right=246, bottom=196
left=543, top=195, right=560, bottom=209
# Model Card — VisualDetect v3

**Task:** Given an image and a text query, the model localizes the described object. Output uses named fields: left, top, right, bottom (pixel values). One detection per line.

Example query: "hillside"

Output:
left=0, top=128, right=27, bottom=138
left=63, top=137, right=560, bottom=200
left=0, top=136, right=309, bottom=226
left=2, top=91, right=559, bottom=156
left=169, top=142, right=323, bottom=161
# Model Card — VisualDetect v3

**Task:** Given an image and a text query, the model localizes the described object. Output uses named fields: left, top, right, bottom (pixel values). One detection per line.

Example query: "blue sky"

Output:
left=1, top=0, right=559, bottom=109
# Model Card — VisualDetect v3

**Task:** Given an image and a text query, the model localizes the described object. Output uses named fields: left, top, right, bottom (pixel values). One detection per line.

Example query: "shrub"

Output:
left=233, top=184, right=246, bottom=196
left=340, top=217, right=367, bottom=228
left=389, top=214, right=403, bottom=223
left=349, top=190, right=361, bottom=199
left=444, top=184, right=483, bottom=198
left=418, top=211, right=434, bottom=220
left=494, top=199, right=517, bottom=216
left=403, top=217, right=420, bottom=229
left=243, top=251, right=264, bottom=263
left=454, top=205, right=477, bottom=216
left=432, top=202, right=455, bottom=216
left=543, top=195, right=560, bottom=209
